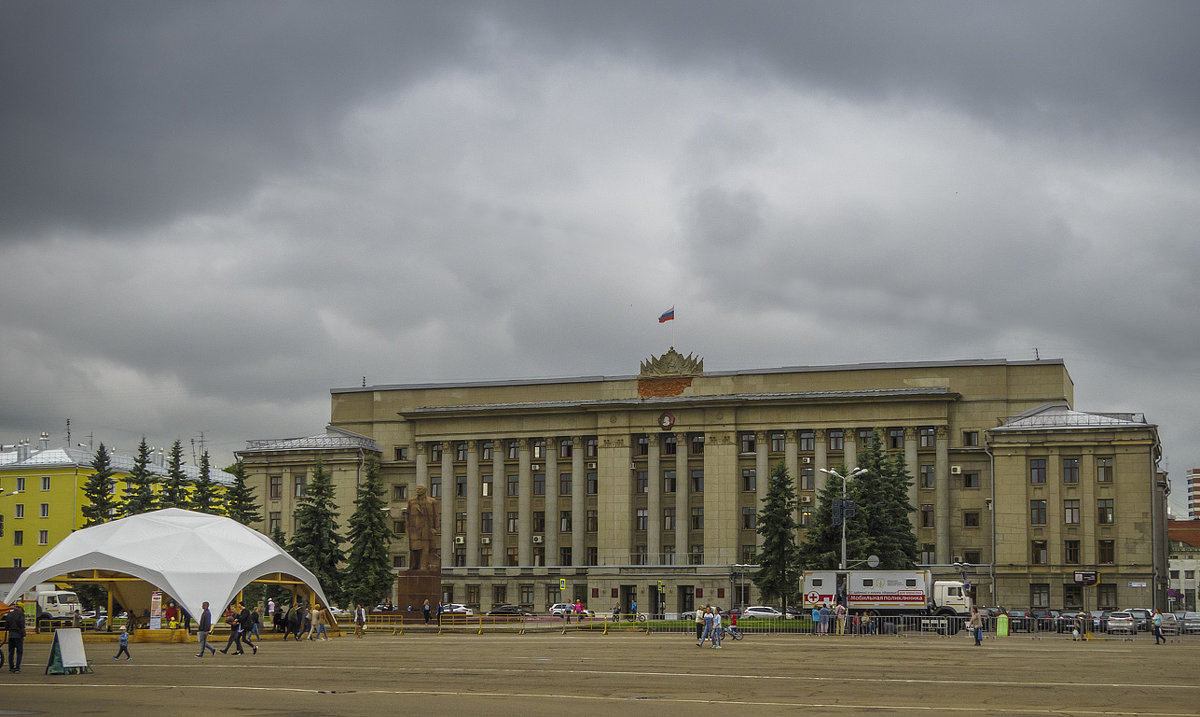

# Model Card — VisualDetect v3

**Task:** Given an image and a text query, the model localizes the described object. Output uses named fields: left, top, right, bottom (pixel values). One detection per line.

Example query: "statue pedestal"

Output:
left=396, top=569, right=441, bottom=615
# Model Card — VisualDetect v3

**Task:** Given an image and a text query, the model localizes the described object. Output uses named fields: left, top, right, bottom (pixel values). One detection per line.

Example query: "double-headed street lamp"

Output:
left=820, top=467, right=867, bottom=570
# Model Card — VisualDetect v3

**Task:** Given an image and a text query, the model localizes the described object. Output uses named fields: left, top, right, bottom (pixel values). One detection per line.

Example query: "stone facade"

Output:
left=238, top=354, right=1168, bottom=614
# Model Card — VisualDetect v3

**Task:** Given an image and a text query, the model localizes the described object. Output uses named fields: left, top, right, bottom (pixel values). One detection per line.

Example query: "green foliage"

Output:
left=121, top=438, right=159, bottom=516
left=161, top=439, right=193, bottom=510
left=753, top=461, right=801, bottom=610
left=289, top=459, right=345, bottom=605
left=271, top=524, right=287, bottom=548
left=81, top=444, right=119, bottom=527
left=343, top=455, right=394, bottom=608
left=223, top=460, right=261, bottom=525
left=797, top=468, right=846, bottom=570
left=191, top=452, right=223, bottom=515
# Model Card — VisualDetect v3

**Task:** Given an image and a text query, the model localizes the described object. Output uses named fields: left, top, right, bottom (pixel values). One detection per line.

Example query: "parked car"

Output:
left=783, top=606, right=806, bottom=620
left=486, top=604, right=533, bottom=617
left=1106, top=611, right=1136, bottom=634
left=1031, top=609, right=1059, bottom=631
left=1088, top=611, right=1108, bottom=632
left=1005, top=609, right=1033, bottom=632
left=1159, top=612, right=1180, bottom=635
left=1179, top=612, right=1200, bottom=634
left=1126, top=608, right=1152, bottom=632
left=741, top=606, right=784, bottom=619
left=1055, top=611, right=1082, bottom=633
left=444, top=603, right=473, bottom=616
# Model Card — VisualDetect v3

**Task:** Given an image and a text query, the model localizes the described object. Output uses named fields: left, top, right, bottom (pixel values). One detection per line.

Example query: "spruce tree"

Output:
left=161, top=439, right=192, bottom=509
left=797, top=467, right=846, bottom=569
left=752, top=461, right=801, bottom=611
left=289, top=460, right=344, bottom=605
left=81, top=444, right=119, bottom=527
left=271, top=524, right=287, bottom=548
left=223, top=460, right=262, bottom=525
left=121, top=438, right=159, bottom=515
left=191, top=452, right=223, bottom=515
left=343, top=455, right=393, bottom=608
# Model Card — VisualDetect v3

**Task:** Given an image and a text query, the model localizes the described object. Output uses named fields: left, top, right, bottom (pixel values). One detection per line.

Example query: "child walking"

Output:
left=114, top=626, right=131, bottom=660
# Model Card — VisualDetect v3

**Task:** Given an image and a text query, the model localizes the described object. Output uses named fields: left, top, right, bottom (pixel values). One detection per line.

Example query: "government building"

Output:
left=237, top=351, right=1168, bottom=615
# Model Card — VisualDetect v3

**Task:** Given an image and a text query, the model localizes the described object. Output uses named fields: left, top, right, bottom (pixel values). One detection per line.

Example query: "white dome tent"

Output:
left=3, top=508, right=332, bottom=625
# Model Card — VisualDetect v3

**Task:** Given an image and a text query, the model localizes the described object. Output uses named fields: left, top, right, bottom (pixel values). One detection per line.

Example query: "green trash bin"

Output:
left=996, top=613, right=1009, bottom=637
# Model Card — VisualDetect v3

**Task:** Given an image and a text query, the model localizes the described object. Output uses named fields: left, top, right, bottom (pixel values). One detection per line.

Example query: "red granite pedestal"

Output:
left=395, top=569, right=441, bottom=614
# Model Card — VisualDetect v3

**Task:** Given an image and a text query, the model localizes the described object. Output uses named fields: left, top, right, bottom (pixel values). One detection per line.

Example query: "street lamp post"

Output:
left=820, top=467, right=867, bottom=570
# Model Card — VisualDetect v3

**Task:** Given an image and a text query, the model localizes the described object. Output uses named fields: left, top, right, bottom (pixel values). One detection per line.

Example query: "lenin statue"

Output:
left=406, top=484, right=440, bottom=572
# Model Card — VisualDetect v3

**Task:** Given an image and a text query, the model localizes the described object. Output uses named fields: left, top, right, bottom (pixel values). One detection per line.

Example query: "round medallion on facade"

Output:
left=658, top=411, right=676, bottom=431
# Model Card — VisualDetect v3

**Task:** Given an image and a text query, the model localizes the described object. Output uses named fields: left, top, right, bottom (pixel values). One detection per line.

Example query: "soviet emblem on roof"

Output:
left=640, top=347, right=704, bottom=378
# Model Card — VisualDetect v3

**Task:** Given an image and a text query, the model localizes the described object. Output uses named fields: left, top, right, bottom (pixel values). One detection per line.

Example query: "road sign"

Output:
left=559, top=578, right=566, bottom=591
left=1073, top=571, right=1099, bottom=587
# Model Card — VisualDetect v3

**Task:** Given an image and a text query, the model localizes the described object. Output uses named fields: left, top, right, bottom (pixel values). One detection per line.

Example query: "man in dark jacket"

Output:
left=196, top=601, right=217, bottom=657
left=3, top=605, right=25, bottom=672
left=286, top=604, right=303, bottom=641
left=238, top=603, right=257, bottom=654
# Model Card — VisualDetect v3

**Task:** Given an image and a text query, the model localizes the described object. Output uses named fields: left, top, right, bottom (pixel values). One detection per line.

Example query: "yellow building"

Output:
left=0, top=438, right=233, bottom=569
left=238, top=351, right=1168, bottom=614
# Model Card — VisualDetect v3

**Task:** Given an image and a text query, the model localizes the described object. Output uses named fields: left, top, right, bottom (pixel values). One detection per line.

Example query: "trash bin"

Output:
left=996, top=614, right=1009, bottom=637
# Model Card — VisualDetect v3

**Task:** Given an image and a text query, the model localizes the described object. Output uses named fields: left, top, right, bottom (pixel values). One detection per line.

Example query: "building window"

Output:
left=493, top=585, right=507, bottom=605
left=920, top=544, right=935, bottom=563
left=663, top=507, right=676, bottom=531
left=506, top=512, right=519, bottom=533
left=532, top=440, right=545, bottom=459
left=828, top=430, right=844, bottom=451
left=430, top=475, right=441, bottom=498
left=1030, top=584, right=1050, bottom=608
left=740, top=433, right=756, bottom=454
left=456, top=475, right=467, bottom=497
left=919, top=465, right=935, bottom=489
left=741, top=507, right=756, bottom=530
left=394, top=446, right=409, bottom=461
left=800, top=467, right=814, bottom=491
left=482, top=442, right=494, bottom=461
left=560, top=547, right=572, bottom=566
left=560, top=510, right=572, bottom=532
left=1065, top=540, right=1080, bottom=564
left=1030, top=458, right=1047, bottom=484
left=690, top=507, right=704, bottom=530
left=294, top=473, right=307, bottom=497
left=507, top=474, right=519, bottom=497
left=664, top=470, right=677, bottom=494
left=1097, top=583, right=1117, bottom=610
left=634, top=435, right=648, bottom=456
left=689, top=545, right=703, bottom=565
left=1032, top=540, right=1048, bottom=565
left=269, top=512, right=281, bottom=534
left=37, top=529, right=48, bottom=545
left=800, top=507, right=812, bottom=527
left=456, top=442, right=468, bottom=461
left=964, top=511, right=980, bottom=528
left=858, top=428, right=875, bottom=447
left=586, top=510, right=598, bottom=533
left=1062, top=457, right=1080, bottom=484
left=587, top=546, right=598, bottom=566
left=533, top=473, right=546, bottom=496
left=919, top=427, right=935, bottom=448
left=920, top=504, right=935, bottom=527
left=481, top=475, right=492, bottom=497
left=392, top=554, right=407, bottom=568
left=506, top=441, right=519, bottom=459
left=455, top=512, right=467, bottom=534
left=15, top=477, right=25, bottom=492
left=742, top=469, right=756, bottom=492
left=1098, top=539, right=1115, bottom=564
left=481, top=512, right=493, bottom=533
left=663, top=545, right=675, bottom=565
left=632, top=545, right=647, bottom=565
left=14, top=504, right=23, bottom=519
left=393, top=519, right=406, bottom=535
left=963, top=431, right=980, bottom=447
left=559, top=472, right=572, bottom=496
left=41, top=476, right=50, bottom=491
left=1064, top=499, right=1080, bottom=525
left=963, top=550, right=981, bottom=564
left=691, top=434, right=705, bottom=455
left=1030, top=500, right=1047, bottom=526
left=506, top=548, right=518, bottom=567
left=40, top=503, right=49, bottom=518
left=634, top=471, right=648, bottom=494
left=479, top=545, right=491, bottom=567
left=1063, top=584, right=1082, bottom=609
left=559, top=439, right=572, bottom=458
left=586, top=473, right=598, bottom=495
left=1097, top=499, right=1115, bottom=525
left=888, top=428, right=905, bottom=450
left=799, top=431, right=815, bottom=451
left=690, top=470, right=704, bottom=493
left=269, top=475, right=282, bottom=500
left=664, top=436, right=677, bottom=455
left=770, top=432, right=786, bottom=452
left=1096, top=456, right=1114, bottom=483
left=430, top=443, right=442, bottom=462
left=13, top=530, right=23, bottom=546
left=453, top=547, right=466, bottom=567
left=585, top=438, right=598, bottom=458
left=393, top=484, right=408, bottom=501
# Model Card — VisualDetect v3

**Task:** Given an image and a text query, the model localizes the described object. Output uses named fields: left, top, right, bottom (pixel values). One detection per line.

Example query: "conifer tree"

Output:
left=344, top=455, right=393, bottom=608
left=271, top=524, right=287, bottom=548
left=191, top=451, right=223, bottom=515
left=847, top=432, right=919, bottom=569
left=223, top=460, right=262, bottom=525
left=161, top=439, right=192, bottom=509
left=81, top=444, right=119, bottom=527
left=289, top=460, right=344, bottom=604
left=797, top=468, right=846, bottom=569
left=121, top=438, right=159, bottom=515
left=752, top=461, right=801, bottom=611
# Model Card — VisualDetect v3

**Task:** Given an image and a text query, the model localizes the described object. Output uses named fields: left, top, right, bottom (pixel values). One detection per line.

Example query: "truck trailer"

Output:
left=802, top=570, right=970, bottom=617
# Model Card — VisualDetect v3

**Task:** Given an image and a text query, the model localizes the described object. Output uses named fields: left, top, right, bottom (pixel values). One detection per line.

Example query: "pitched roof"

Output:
left=992, top=402, right=1153, bottom=431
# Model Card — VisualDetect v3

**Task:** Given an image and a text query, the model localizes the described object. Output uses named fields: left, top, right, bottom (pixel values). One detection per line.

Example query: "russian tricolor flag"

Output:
left=658, top=306, right=675, bottom=323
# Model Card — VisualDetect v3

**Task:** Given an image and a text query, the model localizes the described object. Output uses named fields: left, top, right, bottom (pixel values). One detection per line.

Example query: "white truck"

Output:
left=801, top=570, right=970, bottom=617
left=21, top=587, right=82, bottom=626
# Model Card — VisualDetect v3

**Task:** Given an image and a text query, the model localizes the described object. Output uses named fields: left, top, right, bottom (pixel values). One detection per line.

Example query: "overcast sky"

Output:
left=2, top=2, right=1197, bottom=514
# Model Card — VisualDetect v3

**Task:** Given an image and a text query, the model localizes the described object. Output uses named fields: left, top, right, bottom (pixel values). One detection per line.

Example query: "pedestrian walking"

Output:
left=710, top=608, right=723, bottom=648
left=695, top=607, right=705, bottom=640
left=308, top=604, right=329, bottom=641
left=113, top=626, right=132, bottom=660
left=354, top=604, right=367, bottom=638
left=422, top=599, right=432, bottom=625
left=195, top=601, right=217, bottom=657
left=1153, top=610, right=1166, bottom=645
left=968, top=607, right=984, bottom=646
left=575, top=599, right=584, bottom=623
left=249, top=606, right=262, bottom=641
left=3, top=604, right=26, bottom=673
left=219, top=605, right=245, bottom=654
left=239, top=603, right=258, bottom=654
left=698, top=607, right=714, bottom=646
